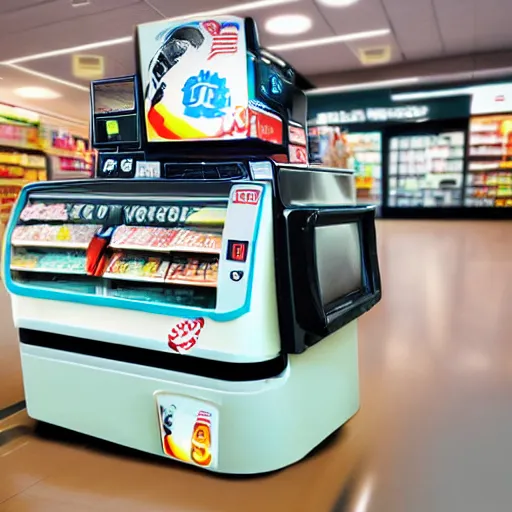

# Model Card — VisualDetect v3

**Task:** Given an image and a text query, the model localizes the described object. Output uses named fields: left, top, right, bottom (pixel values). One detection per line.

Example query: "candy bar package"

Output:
left=20, top=203, right=69, bottom=222
left=104, top=252, right=170, bottom=281
left=110, top=226, right=179, bottom=250
left=166, top=257, right=219, bottom=287
left=170, top=229, right=222, bottom=253
left=11, top=249, right=87, bottom=274
left=12, top=224, right=100, bottom=246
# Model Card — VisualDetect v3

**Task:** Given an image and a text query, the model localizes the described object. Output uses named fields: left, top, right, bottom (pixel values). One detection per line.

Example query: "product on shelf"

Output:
left=12, top=224, right=100, bottom=247
left=465, top=115, right=512, bottom=207
left=388, top=132, right=465, bottom=208
left=110, top=226, right=179, bottom=250
left=20, top=203, right=69, bottom=222
left=166, top=257, right=219, bottom=287
left=104, top=252, right=170, bottom=282
left=308, top=126, right=382, bottom=205
left=11, top=249, right=87, bottom=273
left=170, top=229, right=222, bottom=253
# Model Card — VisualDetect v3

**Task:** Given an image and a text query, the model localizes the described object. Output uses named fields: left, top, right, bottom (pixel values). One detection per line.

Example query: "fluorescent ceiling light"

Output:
left=391, top=87, right=472, bottom=102
left=15, top=86, right=61, bottom=99
left=3, top=0, right=299, bottom=65
left=172, top=0, right=300, bottom=19
left=317, top=0, right=359, bottom=6
left=265, top=14, right=312, bottom=36
left=2, top=37, right=131, bottom=65
left=268, top=28, right=390, bottom=51
left=6, top=63, right=89, bottom=92
left=306, top=77, right=420, bottom=95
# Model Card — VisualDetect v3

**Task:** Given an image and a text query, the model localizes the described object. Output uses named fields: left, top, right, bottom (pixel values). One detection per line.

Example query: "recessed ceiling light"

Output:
left=317, top=0, right=359, bottom=6
left=265, top=14, right=312, bottom=36
left=14, top=86, right=62, bottom=99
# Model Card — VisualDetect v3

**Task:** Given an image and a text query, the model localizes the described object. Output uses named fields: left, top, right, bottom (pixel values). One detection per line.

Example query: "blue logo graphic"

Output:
left=182, top=71, right=231, bottom=118
left=269, top=74, right=284, bottom=96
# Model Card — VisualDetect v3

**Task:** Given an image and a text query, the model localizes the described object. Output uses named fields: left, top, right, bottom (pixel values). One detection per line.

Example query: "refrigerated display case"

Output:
left=387, top=131, right=465, bottom=208
left=465, top=115, right=512, bottom=207
left=309, top=126, right=382, bottom=205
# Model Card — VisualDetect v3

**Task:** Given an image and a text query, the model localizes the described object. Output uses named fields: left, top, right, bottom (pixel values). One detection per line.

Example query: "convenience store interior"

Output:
left=2, top=0, right=512, bottom=511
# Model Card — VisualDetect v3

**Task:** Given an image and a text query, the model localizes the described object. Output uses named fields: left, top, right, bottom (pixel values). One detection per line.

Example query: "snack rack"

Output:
left=2, top=14, right=381, bottom=474
left=10, top=202, right=227, bottom=310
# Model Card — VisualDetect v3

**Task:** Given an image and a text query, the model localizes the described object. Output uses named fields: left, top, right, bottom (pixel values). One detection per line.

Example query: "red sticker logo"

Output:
left=203, top=20, right=221, bottom=36
left=232, top=189, right=261, bottom=205
left=168, top=318, right=204, bottom=353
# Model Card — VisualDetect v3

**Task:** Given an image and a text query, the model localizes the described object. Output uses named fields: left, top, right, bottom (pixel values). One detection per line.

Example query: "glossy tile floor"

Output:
left=2, top=220, right=512, bottom=511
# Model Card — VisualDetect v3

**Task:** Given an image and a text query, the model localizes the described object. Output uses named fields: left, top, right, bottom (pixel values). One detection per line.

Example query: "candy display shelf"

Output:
left=109, top=226, right=223, bottom=255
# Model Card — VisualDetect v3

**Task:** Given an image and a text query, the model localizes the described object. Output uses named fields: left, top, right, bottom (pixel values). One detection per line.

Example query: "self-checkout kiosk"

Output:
left=2, top=16, right=381, bottom=474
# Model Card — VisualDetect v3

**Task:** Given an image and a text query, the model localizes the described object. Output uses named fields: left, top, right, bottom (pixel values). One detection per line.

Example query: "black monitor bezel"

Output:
left=90, top=75, right=141, bottom=150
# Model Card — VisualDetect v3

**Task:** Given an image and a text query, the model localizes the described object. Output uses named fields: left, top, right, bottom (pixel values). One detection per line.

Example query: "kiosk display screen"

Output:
left=137, top=16, right=249, bottom=143
left=314, top=223, right=362, bottom=306
left=93, top=79, right=136, bottom=115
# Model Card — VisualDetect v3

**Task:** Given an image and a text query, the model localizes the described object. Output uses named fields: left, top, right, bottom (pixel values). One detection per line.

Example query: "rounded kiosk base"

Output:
left=19, top=321, right=360, bottom=474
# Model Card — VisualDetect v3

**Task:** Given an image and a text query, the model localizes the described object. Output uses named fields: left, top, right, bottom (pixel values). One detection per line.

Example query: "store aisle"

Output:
left=1, top=221, right=512, bottom=511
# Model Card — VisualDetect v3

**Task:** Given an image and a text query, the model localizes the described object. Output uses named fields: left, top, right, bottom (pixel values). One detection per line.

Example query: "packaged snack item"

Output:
left=12, top=224, right=99, bottom=246
left=170, top=229, right=222, bottom=253
left=110, top=226, right=178, bottom=250
left=20, top=203, right=69, bottom=222
left=104, top=252, right=170, bottom=281
left=11, top=250, right=40, bottom=269
left=166, top=257, right=218, bottom=287
left=11, top=250, right=86, bottom=274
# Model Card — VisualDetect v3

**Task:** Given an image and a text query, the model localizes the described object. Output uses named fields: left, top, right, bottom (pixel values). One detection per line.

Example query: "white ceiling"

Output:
left=0, top=0, right=511, bottom=126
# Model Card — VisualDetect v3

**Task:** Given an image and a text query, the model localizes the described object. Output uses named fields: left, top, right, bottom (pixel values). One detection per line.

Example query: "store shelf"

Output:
left=11, top=240, right=90, bottom=249
left=166, top=279, right=217, bottom=288
left=0, top=179, right=29, bottom=186
left=102, top=272, right=166, bottom=284
left=11, top=265, right=87, bottom=275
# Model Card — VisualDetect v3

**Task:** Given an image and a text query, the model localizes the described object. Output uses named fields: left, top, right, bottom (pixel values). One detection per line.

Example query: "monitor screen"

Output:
left=314, top=223, right=362, bottom=306
left=93, top=79, right=135, bottom=115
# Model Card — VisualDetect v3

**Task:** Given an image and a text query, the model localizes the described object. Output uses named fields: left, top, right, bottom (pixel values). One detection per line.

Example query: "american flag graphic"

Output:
left=207, top=23, right=239, bottom=60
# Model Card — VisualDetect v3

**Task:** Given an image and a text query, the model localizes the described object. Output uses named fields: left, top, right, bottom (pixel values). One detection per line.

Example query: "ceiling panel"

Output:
left=474, top=0, right=512, bottom=51
left=0, top=0, right=141, bottom=37
left=282, top=43, right=360, bottom=75
left=0, top=0, right=53, bottom=15
left=0, top=64, right=89, bottom=123
left=146, top=0, right=244, bottom=17
left=433, top=0, right=477, bottom=55
left=345, top=33, right=403, bottom=67
left=24, top=43, right=136, bottom=84
left=381, top=0, right=443, bottom=60
left=0, top=1, right=158, bottom=62
left=315, top=0, right=390, bottom=34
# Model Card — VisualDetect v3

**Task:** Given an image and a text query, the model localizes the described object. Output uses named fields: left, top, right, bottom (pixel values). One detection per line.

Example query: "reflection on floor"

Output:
left=2, top=220, right=512, bottom=511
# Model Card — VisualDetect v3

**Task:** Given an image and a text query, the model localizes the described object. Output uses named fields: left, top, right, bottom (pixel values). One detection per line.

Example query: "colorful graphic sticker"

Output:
left=156, top=393, right=219, bottom=469
left=137, top=16, right=248, bottom=142
left=168, top=317, right=204, bottom=353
